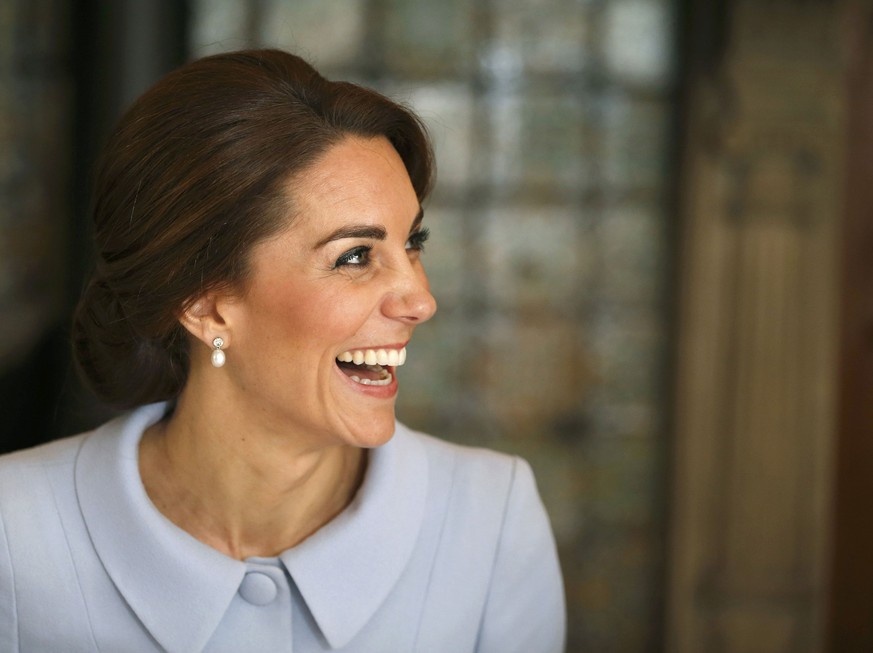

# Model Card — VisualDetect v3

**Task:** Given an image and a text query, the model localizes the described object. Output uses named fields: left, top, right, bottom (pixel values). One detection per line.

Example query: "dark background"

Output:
left=0, top=1, right=188, bottom=451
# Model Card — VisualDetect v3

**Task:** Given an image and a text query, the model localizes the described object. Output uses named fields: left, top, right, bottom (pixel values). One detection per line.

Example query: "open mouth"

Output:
left=336, top=347, right=407, bottom=387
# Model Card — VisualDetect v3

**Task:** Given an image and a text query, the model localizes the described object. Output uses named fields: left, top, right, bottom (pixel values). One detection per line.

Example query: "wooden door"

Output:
left=828, top=5, right=873, bottom=651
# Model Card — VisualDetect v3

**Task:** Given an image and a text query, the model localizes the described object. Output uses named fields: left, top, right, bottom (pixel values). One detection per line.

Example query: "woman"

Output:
left=0, top=50, right=565, bottom=652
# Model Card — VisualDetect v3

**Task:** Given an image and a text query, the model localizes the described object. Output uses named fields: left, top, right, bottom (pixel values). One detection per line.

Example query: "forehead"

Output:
left=289, top=135, right=416, bottom=221
left=244, top=136, right=420, bottom=269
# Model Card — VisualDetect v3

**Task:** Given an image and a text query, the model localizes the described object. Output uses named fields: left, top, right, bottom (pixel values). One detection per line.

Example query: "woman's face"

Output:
left=218, top=136, right=436, bottom=449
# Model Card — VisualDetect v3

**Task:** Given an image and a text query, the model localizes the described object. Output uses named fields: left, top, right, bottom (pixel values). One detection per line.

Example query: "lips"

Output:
left=335, top=347, right=407, bottom=386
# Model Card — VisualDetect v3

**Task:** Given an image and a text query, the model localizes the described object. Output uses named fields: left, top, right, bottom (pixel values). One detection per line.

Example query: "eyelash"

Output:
left=333, top=228, right=431, bottom=269
left=407, top=227, right=430, bottom=252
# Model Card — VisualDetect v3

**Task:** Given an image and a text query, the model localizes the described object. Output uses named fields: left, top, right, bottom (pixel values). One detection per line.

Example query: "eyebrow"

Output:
left=314, top=207, right=424, bottom=249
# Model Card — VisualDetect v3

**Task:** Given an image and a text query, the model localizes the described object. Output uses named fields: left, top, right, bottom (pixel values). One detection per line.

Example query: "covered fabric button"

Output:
left=238, top=571, right=278, bottom=606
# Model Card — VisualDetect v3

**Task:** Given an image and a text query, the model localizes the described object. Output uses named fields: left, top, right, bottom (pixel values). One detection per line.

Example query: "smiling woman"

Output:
left=0, top=50, right=565, bottom=652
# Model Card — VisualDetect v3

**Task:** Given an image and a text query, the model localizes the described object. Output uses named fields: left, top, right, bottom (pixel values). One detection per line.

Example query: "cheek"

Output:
left=265, top=284, right=377, bottom=347
left=239, top=280, right=320, bottom=349
left=313, top=288, right=379, bottom=335
left=240, top=271, right=387, bottom=355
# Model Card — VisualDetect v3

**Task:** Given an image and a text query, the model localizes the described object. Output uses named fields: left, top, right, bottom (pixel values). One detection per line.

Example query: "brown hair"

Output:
left=72, top=49, right=434, bottom=408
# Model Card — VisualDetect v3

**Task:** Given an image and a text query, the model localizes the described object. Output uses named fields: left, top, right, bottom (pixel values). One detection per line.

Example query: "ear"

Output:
left=179, top=292, right=233, bottom=349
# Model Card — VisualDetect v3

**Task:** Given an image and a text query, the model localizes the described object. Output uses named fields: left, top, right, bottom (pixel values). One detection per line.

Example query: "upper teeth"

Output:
left=337, top=347, right=407, bottom=367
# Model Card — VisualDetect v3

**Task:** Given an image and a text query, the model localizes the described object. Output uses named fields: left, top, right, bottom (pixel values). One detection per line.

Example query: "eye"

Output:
left=334, top=245, right=371, bottom=268
left=406, top=227, right=430, bottom=253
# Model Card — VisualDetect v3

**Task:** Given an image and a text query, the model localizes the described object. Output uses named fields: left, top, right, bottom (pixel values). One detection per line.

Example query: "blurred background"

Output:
left=1, top=1, right=871, bottom=651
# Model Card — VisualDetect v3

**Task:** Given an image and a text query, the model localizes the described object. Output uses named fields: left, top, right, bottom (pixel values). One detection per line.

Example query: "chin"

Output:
left=347, top=413, right=397, bottom=449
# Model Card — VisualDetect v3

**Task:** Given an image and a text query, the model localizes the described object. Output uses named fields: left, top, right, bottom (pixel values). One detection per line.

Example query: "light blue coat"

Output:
left=0, top=403, right=566, bottom=652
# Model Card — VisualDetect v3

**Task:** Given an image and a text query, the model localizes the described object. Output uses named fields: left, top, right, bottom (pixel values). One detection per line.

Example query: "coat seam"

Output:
left=0, top=468, right=20, bottom=652
left=49, top=454, right=102, bottom=651
left=472, top=455, right=519, bottom=652
left=410, top=448, right=458, bottom=652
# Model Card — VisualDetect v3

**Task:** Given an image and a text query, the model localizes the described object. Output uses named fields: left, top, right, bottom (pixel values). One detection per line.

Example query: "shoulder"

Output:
left=391, top=424, right=566, bottom=651
left=397, top=423, right=536, bottom=511
left=0, top=407, right=144, bottom=535
left=0, top=407, right=128, bottom=494
left=0, top=433, right=88, bottom=495
left=0, top=403, right=163, bottom=489
left=394, top=422, right=545, bottom=546
left=398, top=423, right=521, bottom=481
left=0, top=433, right=92, bottom=646
left=0, top=416, right=147, bottom=651
left=0, top=431, right=97, bottom=559
left=0, top=433, right=87, bottom=470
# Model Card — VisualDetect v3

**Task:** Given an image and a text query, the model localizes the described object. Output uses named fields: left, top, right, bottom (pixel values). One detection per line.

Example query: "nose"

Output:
left=381, top=264, right=437, bottom=324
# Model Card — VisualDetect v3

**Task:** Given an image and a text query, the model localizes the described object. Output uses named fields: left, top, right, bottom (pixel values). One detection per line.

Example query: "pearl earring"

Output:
left=211, top=337, right=226, bottom=368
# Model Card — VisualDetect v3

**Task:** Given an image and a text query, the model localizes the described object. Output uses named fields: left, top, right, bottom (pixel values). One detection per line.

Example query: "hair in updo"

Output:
left=72, top=49, right=435, bottom=408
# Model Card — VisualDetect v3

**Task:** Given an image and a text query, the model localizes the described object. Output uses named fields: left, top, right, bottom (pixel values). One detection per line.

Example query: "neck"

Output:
left=139, top=388, right=367, bottom=560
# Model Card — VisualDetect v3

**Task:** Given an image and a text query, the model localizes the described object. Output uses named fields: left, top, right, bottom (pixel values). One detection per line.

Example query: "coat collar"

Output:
left=75, top=403, right=428, bottom=652
left=280, top=418, right=428, bottom=649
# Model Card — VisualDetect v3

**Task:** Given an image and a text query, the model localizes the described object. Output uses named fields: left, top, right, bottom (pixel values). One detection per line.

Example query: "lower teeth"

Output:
left=349, top=373, right=393, bottom=387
